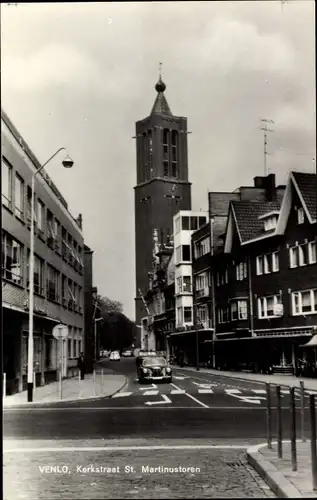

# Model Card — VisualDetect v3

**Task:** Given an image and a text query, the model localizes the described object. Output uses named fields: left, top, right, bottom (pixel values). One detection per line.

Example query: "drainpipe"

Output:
left=248, top=254, right=254, bottom=336
left=210, top=217, right=216, bottom=368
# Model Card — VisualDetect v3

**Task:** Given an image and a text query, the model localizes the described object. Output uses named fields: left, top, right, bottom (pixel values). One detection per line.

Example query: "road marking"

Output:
left=3, top=405, right=280, bottom=411
left=198, top=389, right=214, bottom=394
left=185, top=393, right=209, bottom=408
left=143, top=390, right=159, bottom=396
left=173, top=376, right=189, bottom=380
left=112, top=392, right=132, bottom=398
left=225, top=389, right=242, bottom=394
left=4, top=444, right=249, bottom=453
left=192, top=382, right=217, bottom=389
left=170, top=389, right=186, bottom=394
left=144, top=394, right=172, bottom=406
left=225, top=392, right=263, bottom=405
left=252, top=390, right=266, bottom=394
left=139, top=384, right=158, bottom=391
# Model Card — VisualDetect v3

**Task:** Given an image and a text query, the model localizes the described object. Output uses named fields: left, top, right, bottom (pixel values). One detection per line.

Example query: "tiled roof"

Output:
left=232, top=200, right=281, bottom=243
left=151, top=92, right=172, bottom=116
left=292, top=172, right=316, bottom=221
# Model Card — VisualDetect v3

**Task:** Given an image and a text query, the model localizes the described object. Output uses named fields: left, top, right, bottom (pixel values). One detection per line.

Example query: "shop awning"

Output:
left=300, top=334, right=317, bottom=348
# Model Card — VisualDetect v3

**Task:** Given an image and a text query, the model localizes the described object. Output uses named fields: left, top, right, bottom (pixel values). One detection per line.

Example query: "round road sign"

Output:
left=52, top=324, right=69, bottom=340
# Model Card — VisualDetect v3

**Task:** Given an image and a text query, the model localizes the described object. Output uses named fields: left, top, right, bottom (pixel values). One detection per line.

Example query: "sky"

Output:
left=1, top=1, right=315, bottom=321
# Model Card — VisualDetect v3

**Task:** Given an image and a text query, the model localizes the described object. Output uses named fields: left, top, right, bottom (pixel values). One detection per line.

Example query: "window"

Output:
left=194, top=237, right=210, bottom=258
left=184, top=307, right=192, bottom=323
left=216, top=269, right=228, bottom=286
left=199, top=217, right=207, bottom=228
left=291, top=289, right=317, bottom=315
left=175, top=217, right=180, bottom=234
left=68, top=234, right=74, bottom=265
left=190, top=217, right=198, bottom=231
left=27, top=252, right=44, bottom=294
left=163, top=129, right=169, bottom=175
left=290, top=243, right=315, bottom=268
left=77, top=247, right=84, bottom=272
left=47, top=264, right=60, bottom=302
left=62, top=228, right=67, bottom=259
left=2, top=158, right=12, bottom=208
left=37, top=200, right=45, bottom=232
left=176, top=246, right=181, bottom=264
left=297, top=207, right=304, bottom=224
left=62, top=275, right=67, bottom=306
left=54, top=219, right=61, bottom=252
left=15, top=174, right=24, bottom=218
left=264, top=216, right=278, bottom=232
left=177, top=307, right=183, bottom=325
left=183, top=276, right=191, bottom=293
left=68, top=279, right=76, bottom=309
left=68, top=339, right=72, bottom=359
left=182, top=245, right=191, bottom=262
left=176, top=276, right=182, bottom=294
left=256, top=252, right=279, bottom=275
left=258, top=295, right=282, bottom=319
left=163, top=161, right=169, bottom=177
left=78, top=286, right=83, bottom=312
left=236, top=262, right=247, bottom=281
left=182, top=216, right=190, bottom=230
left=217, top=307, right=229, bottom=324
left=2, top=232, right=23, bottom=285
left=231, top=300, right=248, bottom=321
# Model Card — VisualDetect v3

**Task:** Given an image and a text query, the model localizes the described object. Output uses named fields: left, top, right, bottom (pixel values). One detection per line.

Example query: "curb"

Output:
left=3, top=375, right=128, bottom=408
left=176, top=367, right=317, bottom=392
left=246, top=442, right=304, bottom=498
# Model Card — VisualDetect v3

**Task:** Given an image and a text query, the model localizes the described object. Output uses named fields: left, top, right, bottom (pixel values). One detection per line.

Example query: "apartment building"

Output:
left=2, top=109, right=85, bottom=395
left=214, top=171, right=317, bottom=375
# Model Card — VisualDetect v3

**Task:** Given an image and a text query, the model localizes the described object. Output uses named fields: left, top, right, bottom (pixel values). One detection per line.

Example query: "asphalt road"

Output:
left=6, top=357, right=312, bottom=499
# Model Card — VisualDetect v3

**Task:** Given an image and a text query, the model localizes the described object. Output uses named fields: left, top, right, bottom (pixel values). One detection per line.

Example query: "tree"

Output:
left=96, top=295, right=123, bottom=315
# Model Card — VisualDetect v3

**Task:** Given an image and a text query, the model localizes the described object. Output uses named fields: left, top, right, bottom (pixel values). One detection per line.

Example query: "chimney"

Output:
left=264, top=173, right=276, bottom=202
left=253, top=176, right=265, bottom=188
left=77, top=213, right=83, bottom=229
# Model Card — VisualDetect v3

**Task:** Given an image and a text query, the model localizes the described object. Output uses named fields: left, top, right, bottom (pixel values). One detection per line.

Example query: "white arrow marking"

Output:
left=225, top=389, right=242, bottom=394
left=252, top=389, right=266, bottom=394
left=198, top=389, right=214, bottom=394
left=139, top=384, right=157, bottom=391
left=192, top=382, right=217, bottom=389
left=171, top=389, right=186, bottom=394
left=225, top=392, right=263, bottom=405
left=143, top=390, right=159, bottom=396
left=112, top=392, right=132, bottom=398
left=145, top=394, right=172, bottom=406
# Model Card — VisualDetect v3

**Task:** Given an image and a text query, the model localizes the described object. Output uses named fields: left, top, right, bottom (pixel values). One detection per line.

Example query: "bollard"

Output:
left=290, top=387, right=297, bottom=471
left=276, top=385, right=283, bottom=458
left=101, top=369, right=104, bottom=394
left=3, top=373, right=6, bottom=399
left=93, top=369, right=96, bottom=397
left=309, top=395, right=317, bottom=491
left=33, top=372, right=36, bottom=389
left=300, top=380, right=306, bottom=442
left=59, top=368, right=62, bottom=400
left=266, top=383, right=272, bottom=449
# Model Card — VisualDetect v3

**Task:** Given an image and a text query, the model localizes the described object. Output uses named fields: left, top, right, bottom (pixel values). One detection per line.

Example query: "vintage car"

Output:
left=109, top=350, right=120, bottom=361
left=137, top=355, right=172, bottom=383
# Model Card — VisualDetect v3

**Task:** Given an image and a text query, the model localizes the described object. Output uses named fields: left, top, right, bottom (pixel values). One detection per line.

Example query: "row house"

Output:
left=143, top=230, right=175, bottom=354
left=2, top=109, right=86, bottom=394
left=214, top=171, right=317, bottom=375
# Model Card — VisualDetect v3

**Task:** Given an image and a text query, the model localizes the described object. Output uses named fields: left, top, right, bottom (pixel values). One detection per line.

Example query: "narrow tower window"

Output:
left=143, top=132, right=150, bottom=181
left=171, top=130, right=178, bottom=178
left=163, top=128, right=169, bottom=177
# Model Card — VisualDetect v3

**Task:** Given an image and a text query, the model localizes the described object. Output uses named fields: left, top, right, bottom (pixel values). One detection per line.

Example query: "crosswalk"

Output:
left=112, top=388, right=271, bottom=399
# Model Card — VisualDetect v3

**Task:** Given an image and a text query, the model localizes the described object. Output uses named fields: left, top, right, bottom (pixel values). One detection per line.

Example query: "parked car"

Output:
left=110, top=351, right=120, bottom=361
left=137, top=355, right=172, bottom=383
left=122, top=349, right=133, bottom=357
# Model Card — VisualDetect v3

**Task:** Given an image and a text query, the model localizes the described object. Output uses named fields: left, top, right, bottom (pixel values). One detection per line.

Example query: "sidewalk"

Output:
left=247, top=441, right=317, bottom=498
left=3, top=372, right=127, bottom=407
left=176, top=365, right=317, bottom=392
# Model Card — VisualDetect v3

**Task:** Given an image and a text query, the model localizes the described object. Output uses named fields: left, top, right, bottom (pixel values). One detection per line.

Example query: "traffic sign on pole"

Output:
left=52, top=324, right=68, bottom=340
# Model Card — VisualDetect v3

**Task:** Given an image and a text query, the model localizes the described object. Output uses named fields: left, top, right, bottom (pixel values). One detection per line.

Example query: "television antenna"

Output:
left=260, top=119, right=275, bottom=176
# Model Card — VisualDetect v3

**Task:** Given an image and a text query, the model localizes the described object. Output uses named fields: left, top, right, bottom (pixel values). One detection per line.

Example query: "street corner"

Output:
left=246, top=443, right=304, bottom=498
left=107, top=375, right=129, bottom=398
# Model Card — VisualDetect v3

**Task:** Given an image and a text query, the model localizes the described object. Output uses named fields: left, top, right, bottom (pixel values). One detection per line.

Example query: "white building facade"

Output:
left=173, top=211, right=208, bottom=328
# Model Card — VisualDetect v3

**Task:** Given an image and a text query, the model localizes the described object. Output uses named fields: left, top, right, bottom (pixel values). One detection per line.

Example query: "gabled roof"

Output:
left=292, top=172, right=316, bottom=222
left=232, top=201, right=281, bottom=243
left=276, top=171, right=317, bottom=234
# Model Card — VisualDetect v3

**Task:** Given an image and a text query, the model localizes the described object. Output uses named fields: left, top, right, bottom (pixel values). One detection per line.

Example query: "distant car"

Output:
left=122, top=349, right=133, bottom=357
left=137, top=355, right=172, bottom=383
left=110, top=351, right=120, bottom=361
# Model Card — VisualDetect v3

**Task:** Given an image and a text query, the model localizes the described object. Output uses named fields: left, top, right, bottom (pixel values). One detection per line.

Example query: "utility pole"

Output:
left=260, top=119, right=275, bottom=176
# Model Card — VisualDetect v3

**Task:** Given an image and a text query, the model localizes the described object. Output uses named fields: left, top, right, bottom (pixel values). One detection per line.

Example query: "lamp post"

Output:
left=27, top=148, right=74, bottom=402
left=94, top=317, right=103, bottom=363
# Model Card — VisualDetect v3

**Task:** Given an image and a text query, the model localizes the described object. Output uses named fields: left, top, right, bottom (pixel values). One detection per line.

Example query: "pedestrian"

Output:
left=78, top=352, right=86, bottom=380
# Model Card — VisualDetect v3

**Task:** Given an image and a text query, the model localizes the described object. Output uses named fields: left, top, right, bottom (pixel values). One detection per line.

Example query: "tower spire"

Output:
left=151, top=63, right=172, bottom=116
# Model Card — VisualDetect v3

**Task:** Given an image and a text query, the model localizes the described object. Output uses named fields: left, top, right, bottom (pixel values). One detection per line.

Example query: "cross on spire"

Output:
left=159, top=62, right=162, bottom=78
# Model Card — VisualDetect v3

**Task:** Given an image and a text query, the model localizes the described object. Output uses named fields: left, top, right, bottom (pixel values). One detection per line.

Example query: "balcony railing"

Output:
left=196, top=287, right=210, bottom=299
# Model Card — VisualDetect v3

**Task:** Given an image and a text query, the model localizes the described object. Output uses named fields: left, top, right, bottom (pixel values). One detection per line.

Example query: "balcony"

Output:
left=198, top=319, right=213, bottom=330
left=196, top=287, right=210, bottom=300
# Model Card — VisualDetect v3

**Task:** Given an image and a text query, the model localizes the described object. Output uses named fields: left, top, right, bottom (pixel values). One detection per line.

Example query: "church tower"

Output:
left=134, top=69, right=192, bottom=325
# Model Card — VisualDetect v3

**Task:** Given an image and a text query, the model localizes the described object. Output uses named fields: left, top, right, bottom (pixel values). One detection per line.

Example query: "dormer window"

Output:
left=297, top=207, right=304, bottom=225
left=258, top=211, right=280, bottom=232
left=264, top=216, right=278, bottom=232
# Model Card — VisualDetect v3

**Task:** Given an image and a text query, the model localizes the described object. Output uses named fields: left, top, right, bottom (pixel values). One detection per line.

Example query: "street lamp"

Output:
left=27, top=147, right=74, bottom=402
